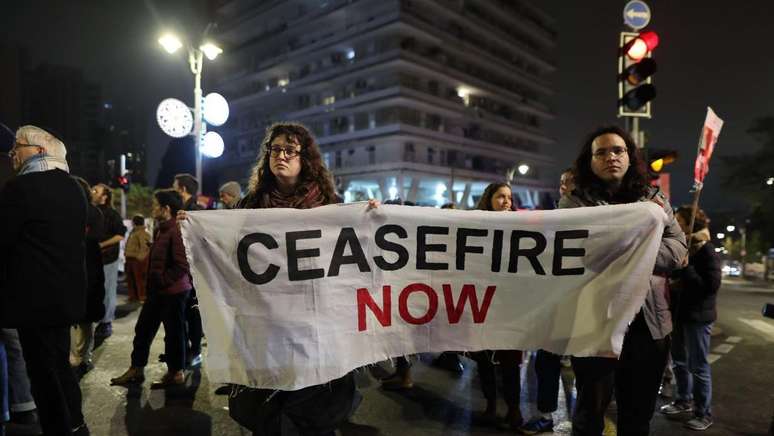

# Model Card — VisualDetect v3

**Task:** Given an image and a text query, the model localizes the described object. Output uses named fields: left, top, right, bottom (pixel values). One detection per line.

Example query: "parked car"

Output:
left=722, top=260, right=741, bottom=277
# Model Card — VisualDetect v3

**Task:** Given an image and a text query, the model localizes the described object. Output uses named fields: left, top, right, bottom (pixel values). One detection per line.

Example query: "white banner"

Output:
left=181, top=202, right=667, bottom=390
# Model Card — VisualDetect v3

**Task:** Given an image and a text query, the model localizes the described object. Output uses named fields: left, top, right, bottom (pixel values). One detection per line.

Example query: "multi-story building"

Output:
left=209, top=0, right=557, bottom=208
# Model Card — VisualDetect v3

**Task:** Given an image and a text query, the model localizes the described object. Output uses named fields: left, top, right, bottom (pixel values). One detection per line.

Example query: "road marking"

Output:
left=725, top=336, right=743, bottom=343
left=712, top=344, right=734, bottom=354
left=739, top=318, right=774, bottom=342
left=707, top=353, right=722, bottom=364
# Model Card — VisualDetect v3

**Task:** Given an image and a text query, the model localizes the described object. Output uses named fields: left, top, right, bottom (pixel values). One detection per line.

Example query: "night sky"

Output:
left=3, top=0, right=773, bottom=214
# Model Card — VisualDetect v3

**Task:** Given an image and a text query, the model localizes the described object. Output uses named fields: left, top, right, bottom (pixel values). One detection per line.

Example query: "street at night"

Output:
left=3, top=1, right=774, bottom=435
left=71, top=277, right=774, bottom=436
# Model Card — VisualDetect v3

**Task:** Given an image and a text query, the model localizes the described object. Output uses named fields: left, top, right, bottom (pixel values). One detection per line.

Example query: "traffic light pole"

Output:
left=120, top=153, right=126, bottom=219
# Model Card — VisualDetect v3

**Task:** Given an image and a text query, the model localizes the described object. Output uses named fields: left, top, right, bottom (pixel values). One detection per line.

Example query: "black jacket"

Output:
left=99, top=205, right=127, bottom=264
left=673, top=240, right=722, bottom=323
left=0, top=169, right=87, bottom=327
left=84, top=205, right=106, bottom=322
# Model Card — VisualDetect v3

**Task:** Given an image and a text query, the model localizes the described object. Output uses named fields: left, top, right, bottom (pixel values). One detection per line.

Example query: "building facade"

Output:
left=210, top=0, right=557, bottom=208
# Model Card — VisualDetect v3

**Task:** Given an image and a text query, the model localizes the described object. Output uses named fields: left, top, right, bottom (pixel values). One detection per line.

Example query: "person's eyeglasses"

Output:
left=592, top=146, right=627, bottom=159
left=268, top=145, right=301, bottom=159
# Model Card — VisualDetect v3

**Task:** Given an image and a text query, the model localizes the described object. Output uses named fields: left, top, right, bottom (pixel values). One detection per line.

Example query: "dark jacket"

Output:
left=0, top=169, right=87, bottom=327
left=147, top=219, right=191, bottom=295
left=183, top=196, right=204, bottom=211
left=84, top=204, right=106, bottom=322
left=558, top=186, right=688, bottom=340
left=99, top=205, right=127, bottom=264
left=672, top=230, right=722, bottom=323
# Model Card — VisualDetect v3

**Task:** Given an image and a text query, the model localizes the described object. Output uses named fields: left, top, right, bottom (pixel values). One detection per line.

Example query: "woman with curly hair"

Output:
left=186, top=123, right=355, bottom=436
left=238, top=122, right=337, bottom=209
left=560, top=125, right=687, bottom=436
left=469, top=182, right=524, bottom=430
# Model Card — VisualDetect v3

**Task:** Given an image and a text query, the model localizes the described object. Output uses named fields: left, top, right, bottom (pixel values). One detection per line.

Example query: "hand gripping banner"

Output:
left=181, top=202, right=667, bottom=390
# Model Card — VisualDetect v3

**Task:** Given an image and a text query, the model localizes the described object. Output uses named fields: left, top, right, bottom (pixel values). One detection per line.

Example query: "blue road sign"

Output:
left=623, top=0, right=651, bottom=30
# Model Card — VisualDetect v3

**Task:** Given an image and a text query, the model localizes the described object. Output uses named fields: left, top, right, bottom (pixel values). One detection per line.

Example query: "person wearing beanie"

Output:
left=218, top=181, right=242, bottom=209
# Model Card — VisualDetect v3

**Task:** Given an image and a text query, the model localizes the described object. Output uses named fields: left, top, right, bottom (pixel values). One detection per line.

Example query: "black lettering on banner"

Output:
left=287, top=230, right=325, bottom=281
left=508, top=231, right=547, bottom=275
left=491, top=229, right=503, bottom=272
left=328, top=227, right=372, bottom=277
left=553, top=230, right=589, bottom=276
left=237, top=233, right=280, bottom=285
left=456, top=228, right=488, bottom=270
left=373, top=225, right=409, bottom=271
left=416, top=226, right=449, bottom=270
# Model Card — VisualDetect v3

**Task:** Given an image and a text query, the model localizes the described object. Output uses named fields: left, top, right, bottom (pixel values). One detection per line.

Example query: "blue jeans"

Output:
left=671, top=321, right=713, bottom=417
left=0, top=329, right=35, bottom=413
left=102, top=260, right=120, bottom=323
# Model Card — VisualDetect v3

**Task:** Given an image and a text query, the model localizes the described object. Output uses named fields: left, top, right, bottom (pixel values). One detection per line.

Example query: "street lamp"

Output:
left=158, top=29, right=223, bottom=194
left=726, top=225, right=736, bottom=232
left=716, top=232, right=725, bottom=240
left=767, top=177, right=774, bottom=186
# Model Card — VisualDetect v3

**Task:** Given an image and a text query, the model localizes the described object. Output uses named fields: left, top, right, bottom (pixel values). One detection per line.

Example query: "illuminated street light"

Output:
left=767, top=177, right=774, bottom=186
left=157, top=25, right=224, bottom=194
left=158, top=33, right=183, bottom=54
left=726, top=225, right=735, bottom=232
left=716, top=232, right=725, bottom=240
left=200, top=42, right=223, bottom=60
left=518, top=164, right=530, bottom=176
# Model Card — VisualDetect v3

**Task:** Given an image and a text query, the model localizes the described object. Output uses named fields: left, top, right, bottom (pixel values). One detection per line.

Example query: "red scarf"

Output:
left=256, top=182, right=326, bottom=209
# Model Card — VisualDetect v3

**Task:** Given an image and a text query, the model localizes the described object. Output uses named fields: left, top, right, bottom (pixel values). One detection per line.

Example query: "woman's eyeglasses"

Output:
left=268, top=146, right=301, bottom=159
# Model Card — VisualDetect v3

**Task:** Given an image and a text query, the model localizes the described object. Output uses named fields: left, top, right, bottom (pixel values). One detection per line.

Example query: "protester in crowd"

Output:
left=91, top=183, right=127, bottom=339
left=182, top=122, right=359, bottom=435
left=559, top=125, right=687, bottom=436
left=0, top=329, right=39, bottom=434
left=70, top=176, right=107, bottom=378
left=470, top=182, right=524, bottom=430
left=0, top=125, right=89, bottom=435
left=521, top=170, right=578, bottom=434
left=659, top=206, right=721, bottom=431
left=125, top=215, right=151, bottom=303
left=111, top=189, right=192, bottom=388
left=172, top=173, right=204, bottom=367
left=218, top=181, right=242, bottom=209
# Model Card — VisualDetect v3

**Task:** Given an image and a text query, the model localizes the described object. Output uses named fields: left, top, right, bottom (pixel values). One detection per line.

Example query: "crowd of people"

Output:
left=0, top=122, right=722, bottom=436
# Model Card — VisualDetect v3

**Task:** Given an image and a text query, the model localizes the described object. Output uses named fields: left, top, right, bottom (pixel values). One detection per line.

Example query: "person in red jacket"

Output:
left=110, top=189, right=191, bottom=388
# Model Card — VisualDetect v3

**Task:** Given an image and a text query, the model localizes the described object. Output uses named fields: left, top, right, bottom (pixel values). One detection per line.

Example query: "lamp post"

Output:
left=159, top=31, right=222, bottom=194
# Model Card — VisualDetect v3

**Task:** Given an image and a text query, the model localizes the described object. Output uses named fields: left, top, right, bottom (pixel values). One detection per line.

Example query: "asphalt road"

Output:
left=71, top=276, right=774, bottom=436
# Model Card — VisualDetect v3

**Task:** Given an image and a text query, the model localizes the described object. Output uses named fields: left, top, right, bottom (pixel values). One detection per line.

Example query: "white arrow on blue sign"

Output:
left=623, top=0, right=651, bottom=30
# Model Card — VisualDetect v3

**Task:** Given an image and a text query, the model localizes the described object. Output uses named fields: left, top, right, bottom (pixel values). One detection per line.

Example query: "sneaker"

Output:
left=94, top=322, right=113, bottom=338
left=110, top=367, right=145, bottom=385
left=150, top=370, right=186, bottom=389
left=684, top=416, right=713, bottom=431
left=520, top=417, right=555, bottom=434
left=660, top=401, right=693, bottom=415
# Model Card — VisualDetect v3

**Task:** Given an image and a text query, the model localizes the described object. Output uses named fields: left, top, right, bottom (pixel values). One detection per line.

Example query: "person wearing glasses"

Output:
left=559, top=126, right=687, bottom=436
left=181, top=122, right=358, bottom=435
left=0, top=125, right=89, bottom=435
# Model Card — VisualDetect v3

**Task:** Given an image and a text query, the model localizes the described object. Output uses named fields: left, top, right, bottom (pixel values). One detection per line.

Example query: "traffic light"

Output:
left=646, top=149, right=677, bottom=180
left=117, top=172, right=131, bottom=192
left=618, top=31, right=659, bottom=117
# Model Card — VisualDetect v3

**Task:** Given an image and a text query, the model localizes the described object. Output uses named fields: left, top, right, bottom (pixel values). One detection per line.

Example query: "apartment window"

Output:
left=447, top=150, right=457, bottom=165
left=323, top=95, right=335, bottom=105
left=367, top=146, right=375, bottom=165
left=427, top=147, right=435, bottom=164
left=335, top=150, right=342, bottom=168
left=404, top=142, right=415, bottom=162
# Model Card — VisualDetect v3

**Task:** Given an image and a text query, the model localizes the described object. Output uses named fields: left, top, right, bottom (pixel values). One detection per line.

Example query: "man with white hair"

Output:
left=0, top=125, right=90, bottom=435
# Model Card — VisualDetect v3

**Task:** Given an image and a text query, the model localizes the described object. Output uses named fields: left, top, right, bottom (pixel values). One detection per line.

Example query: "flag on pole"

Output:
left=693, top=107, right=724, bottom=184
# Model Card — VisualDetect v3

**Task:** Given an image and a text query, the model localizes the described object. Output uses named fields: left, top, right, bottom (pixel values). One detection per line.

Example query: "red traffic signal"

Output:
left=117, top=173, right=131, bottom=192
left=618, top=31, right=659, bottom=117
left=624, top=31, right=659, bottom=61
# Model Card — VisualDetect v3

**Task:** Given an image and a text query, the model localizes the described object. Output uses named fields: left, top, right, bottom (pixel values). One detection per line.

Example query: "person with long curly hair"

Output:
left=560, top=125, right=687, bottom=436
left=184, top=122, right=357, bottom=436
left=469, top=182, right=524, bottom=430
